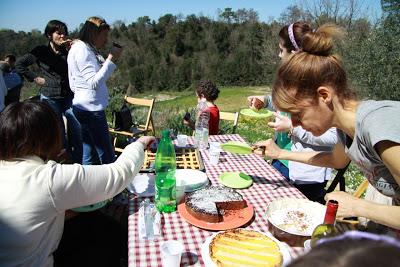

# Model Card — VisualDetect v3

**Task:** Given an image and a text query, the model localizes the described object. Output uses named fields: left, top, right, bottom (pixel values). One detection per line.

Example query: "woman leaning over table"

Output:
left=68, top=16, right=122, bottom=165
left=0, top=101, right=154, bottom=267
left=260, top=23, right=400, bottom=232
left=250, top=22, right=338, bottom=204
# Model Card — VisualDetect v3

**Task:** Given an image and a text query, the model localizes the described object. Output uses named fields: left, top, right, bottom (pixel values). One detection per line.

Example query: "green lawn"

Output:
left=151, top=86, right=274, bottom=143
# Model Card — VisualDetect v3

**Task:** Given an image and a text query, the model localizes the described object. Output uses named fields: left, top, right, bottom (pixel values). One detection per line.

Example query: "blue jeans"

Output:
left=73, top=106, right=115, bottom=165
left=41, top=95, right=83, bottom=163
left=272, top=159, right=289, bottom=179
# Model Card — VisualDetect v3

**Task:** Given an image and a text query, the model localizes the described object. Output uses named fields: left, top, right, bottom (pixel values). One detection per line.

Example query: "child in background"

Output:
left=183, top=80, right=220, bottom=135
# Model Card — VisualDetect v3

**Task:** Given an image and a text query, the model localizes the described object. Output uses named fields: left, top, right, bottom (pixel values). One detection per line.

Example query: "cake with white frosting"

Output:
left=185, top=185, right=247, bottom=223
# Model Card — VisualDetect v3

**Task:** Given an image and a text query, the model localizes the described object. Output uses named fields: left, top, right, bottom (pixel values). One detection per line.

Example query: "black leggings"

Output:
left=294, top=181, right=328, bottom=204
left=54, top=211, right=127, bottom=267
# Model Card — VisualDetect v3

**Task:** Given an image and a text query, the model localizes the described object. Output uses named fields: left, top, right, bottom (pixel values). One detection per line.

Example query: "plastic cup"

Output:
left=176, top=179, right=186, bottom=204
left=160, top=240, right=184, bottom=267
left=177, top=134, right=188, bottom=147
left=209, top=142, right=221, bottom=165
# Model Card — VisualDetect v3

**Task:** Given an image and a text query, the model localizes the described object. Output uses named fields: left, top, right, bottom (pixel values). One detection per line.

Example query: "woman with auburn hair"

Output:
left=262, top=24, right=400, bottom=231
left=0, top=101, right=154, bottom=266
left=250, top=22, right=338, bottom=204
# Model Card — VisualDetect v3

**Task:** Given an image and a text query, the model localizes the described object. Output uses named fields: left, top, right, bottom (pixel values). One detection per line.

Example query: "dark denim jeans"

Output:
left=272, top=159, right=289, bottom=179
left=41, top=95, right=83, bottom=164
left=73, top=106, right=115, bottom=165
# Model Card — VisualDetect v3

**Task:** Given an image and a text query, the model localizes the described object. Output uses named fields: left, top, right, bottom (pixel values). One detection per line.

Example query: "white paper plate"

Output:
left=175, top=169, right=209, bottom=193
left=201, top=230, right=292, bottom=267
left=127, top=173, right=156, bottom=197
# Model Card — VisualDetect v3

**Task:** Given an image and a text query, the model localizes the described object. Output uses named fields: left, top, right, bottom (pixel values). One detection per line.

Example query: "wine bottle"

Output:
left=310, top=200, right=339, bottom=247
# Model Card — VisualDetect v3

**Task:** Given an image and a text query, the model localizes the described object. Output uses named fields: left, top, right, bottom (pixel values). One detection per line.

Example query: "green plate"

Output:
left=219, top=172, right=253, bottom=189
left=221, top=141, right=252, bottom=155
left=71, top=199, right=110, bottom=212
left=240, top=108, right=273, bottom=118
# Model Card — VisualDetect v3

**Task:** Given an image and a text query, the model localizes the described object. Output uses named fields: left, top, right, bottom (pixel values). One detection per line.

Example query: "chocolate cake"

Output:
left=185, top=185, right=247, bottom=223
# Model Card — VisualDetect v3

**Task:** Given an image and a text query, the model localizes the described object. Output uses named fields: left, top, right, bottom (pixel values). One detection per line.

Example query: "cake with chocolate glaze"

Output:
left=185, top=185, right=247, bottom=223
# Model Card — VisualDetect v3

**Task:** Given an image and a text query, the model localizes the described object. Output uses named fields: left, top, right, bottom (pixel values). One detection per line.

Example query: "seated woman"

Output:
left=0, top=101, right=154, bottom=267
left=183, top=80, right=220, bottom=135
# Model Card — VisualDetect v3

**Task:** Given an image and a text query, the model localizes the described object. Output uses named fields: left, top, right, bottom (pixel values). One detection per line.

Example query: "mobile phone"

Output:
left=112, top=42, right=123, bottom=48
left=183, top=112, right=191, bottom=121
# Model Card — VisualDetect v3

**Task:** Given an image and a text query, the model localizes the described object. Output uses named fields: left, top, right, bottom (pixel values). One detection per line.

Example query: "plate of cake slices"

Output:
left=178, top=185, right=254, bottom=230
left=201, top=229, right=291, bottom=267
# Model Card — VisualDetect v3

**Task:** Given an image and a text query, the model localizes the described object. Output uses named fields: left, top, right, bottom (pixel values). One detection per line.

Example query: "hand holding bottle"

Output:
left=325, top=191, right=360, bottom=218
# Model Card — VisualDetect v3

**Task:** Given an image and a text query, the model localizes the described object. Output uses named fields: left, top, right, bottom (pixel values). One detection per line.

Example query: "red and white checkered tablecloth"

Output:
left=128, top=134, right=306, bottom=267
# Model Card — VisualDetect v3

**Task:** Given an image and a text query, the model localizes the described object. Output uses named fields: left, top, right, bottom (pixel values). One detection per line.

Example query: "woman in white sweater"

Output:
left=0, top=101, right=154, bottom=267
left=68, top=16, right=122, bottom=165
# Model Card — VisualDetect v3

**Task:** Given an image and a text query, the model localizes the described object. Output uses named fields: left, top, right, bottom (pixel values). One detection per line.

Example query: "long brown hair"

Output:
left=0, top=101, right=62, bottom=161
left=273, top=24, right=356, bottom=113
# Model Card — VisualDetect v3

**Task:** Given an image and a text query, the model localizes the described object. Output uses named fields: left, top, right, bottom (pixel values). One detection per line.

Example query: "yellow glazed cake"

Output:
left=209, top=229, right=282, bottom=267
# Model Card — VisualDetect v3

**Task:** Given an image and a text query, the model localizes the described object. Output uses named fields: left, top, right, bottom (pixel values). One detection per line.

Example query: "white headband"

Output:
left=288, top=23, right=300, bottom=51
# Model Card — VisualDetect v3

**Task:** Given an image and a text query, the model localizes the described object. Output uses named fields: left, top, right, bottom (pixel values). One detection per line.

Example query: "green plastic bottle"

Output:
left=154, top=129, right=177, bottom=212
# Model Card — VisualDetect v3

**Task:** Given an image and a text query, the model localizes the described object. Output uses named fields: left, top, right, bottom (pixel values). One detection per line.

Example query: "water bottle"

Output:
left=195, top=99, right=209, bottom=150
left=154, top=129, right=177, bottom=212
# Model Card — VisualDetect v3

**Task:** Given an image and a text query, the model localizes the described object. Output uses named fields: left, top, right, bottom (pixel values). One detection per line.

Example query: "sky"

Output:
left=0, top=0, right=383, bottom=32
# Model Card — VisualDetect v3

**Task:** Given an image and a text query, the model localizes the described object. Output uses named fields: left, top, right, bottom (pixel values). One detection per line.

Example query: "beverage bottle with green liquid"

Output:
left=311, top=200, right=339, bottom=247
left=155, top=129, right=177, bottom=212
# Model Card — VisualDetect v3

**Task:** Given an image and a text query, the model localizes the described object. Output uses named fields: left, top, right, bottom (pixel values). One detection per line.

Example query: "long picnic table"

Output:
left=127, top=134, right=307, bottom=266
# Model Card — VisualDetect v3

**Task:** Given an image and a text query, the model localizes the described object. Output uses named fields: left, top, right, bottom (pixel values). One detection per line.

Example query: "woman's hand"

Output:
left=108, top=46, right=123, bottom=61
left=137, top=136, right=156, bottom=150
left=268, top=112, right=292, bottom=132
left=325, top=191, right=360, bottom=218
left=253, top=139, right=282, bottom=159
left=247, top=96, right=265, bottom=110
left=34, top=77, right=45, bottom=86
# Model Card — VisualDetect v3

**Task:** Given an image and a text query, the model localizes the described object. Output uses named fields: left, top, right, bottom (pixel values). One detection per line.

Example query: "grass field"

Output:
left=149, top=86, right=275, bottom=143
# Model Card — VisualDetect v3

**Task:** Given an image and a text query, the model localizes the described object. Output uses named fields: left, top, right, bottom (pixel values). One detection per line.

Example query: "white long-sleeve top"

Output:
left=67, top=40, right=116, bottom=111
left=0, top=142, right=145, bottom=267
left=289, top=127, right=338, bottom=184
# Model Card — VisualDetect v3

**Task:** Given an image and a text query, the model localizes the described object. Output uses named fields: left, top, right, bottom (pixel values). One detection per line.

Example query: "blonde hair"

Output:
left=78, top=16, right=110, bottom=45
left=272, top=24, right=356, bottom=113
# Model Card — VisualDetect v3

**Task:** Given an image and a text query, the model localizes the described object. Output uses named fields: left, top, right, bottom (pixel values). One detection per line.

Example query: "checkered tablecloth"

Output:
left=128, top=134, right=306, bottom=266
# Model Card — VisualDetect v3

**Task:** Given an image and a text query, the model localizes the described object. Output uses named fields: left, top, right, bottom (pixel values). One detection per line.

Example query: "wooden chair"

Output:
left=219, top=111, right=240, bottom=134
left=109, top=96, right=155, bottom=153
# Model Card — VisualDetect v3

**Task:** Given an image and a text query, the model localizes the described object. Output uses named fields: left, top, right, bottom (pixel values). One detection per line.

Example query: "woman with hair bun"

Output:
left=250, top=22, right=338, bottom=204
left=263, top=23, right=400, bottom=231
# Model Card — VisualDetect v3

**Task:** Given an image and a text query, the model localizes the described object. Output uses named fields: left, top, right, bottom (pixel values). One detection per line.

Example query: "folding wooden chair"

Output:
left=219, top=111, right=240, bottom=134
left=109, top=95, right=155, bottom=153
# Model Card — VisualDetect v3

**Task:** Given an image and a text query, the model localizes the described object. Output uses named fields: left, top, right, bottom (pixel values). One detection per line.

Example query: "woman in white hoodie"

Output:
left=0, top=101, right=154, bottom=266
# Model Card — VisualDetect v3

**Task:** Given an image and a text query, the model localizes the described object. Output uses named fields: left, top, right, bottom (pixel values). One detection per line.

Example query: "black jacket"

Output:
left=16, top=44, right=72, bottom=98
